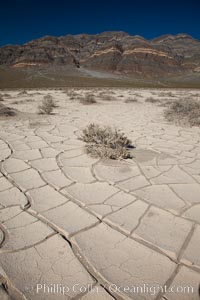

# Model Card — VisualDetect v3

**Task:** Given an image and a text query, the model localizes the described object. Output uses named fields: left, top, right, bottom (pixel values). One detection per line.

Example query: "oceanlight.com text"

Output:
left=35, top=283, right=194, bottom=296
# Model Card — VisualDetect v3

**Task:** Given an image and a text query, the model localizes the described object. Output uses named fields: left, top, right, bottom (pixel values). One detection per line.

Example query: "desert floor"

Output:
left=0, top=88, right=200, bottom=300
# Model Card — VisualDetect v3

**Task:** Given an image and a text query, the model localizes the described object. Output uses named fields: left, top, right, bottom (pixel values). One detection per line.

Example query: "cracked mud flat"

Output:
left=0, top=88, right=200, bottom=300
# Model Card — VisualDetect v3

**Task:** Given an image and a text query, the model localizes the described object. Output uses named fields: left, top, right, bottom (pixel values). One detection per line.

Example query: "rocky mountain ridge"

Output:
left=0, top=32, right=200, bottom=86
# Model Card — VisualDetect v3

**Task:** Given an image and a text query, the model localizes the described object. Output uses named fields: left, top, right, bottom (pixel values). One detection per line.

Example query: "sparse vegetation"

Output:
left=0, top=95, right=4, bottom=102
left=67, top=90, right=80, bottom=100
left=18, top=90, right=28, bottom=96
left=132, top=93, right=143, bottom=98
left=0, top=103, right=16, bottom=116
left=43, top=94, right=57, bottom=106
left=102, top=95, right=116, bottom=101
left=125, top=98, right=138, bottom=103
left=158, top=98, right=174, bottom=107
left=12, top=98, right=34, bottom=105
left=165, top=92, right=175, bottom=97
left=159, top=92, right=175, bottom=97
left=145, top=97, right=160, bottom=103
left=81, top=123, right=133, bottom=159
left=165, top=98, right=200, bottom=126
left=191, top=93, right=200, bottom=97
left=1, top=93, right=10, bottom=97
left=38, top=95, right=56, bottom=114
left=98, top=91, right=116, bottom=101
left=80, top=94, right=97, bottom=105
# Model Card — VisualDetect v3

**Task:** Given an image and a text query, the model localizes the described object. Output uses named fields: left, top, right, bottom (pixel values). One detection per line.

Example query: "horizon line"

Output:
left=1, top=31, right=199, bottom=47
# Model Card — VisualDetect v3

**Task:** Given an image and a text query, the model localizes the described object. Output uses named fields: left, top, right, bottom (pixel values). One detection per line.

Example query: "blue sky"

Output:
left=1, top=0, right=200, bottom=46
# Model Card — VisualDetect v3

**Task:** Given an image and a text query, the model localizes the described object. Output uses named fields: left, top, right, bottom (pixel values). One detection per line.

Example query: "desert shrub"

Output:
left=24, top=98, right=34, bottom=103
left=81, top=123, right=133, bottom=159
left=18, top=90, right=28, bottom=96
left=31, top=92, right=42, bottom=96
left=0, top=95, right=4, bottom=102
left=67, top=90, right=80, bottom=99
left=0, top=103, right=16, bottom=116
left=102, top=95, right=115, bottom=101
left=98, top=91, right=116, bottom=101
left=133, top=93, right=143, bottom=98
left=165, top=98, right=200, bottom=126
left=101, top=94, right=116, bottom=101
left=191, top=93, right=200, bottom=97
left=38, top=95, right=56, bottom=115
left=43, top=94, right=56, bottom=106
left=125, top=98, right=138, bottom=103
left=80, top=94, right=97, bottom=105
left=145, top=97, right=160, bottom=103
left=158, top=98, right=174, bottom=107
left=159, top=91, right=175, bottom=97
left=13, top=98, right=34, bottom=105
left=165, top=92, right=175, bottom=97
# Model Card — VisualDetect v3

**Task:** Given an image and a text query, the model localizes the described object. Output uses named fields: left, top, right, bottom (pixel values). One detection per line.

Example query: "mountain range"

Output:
left=0, top=31, right=200, bottom=88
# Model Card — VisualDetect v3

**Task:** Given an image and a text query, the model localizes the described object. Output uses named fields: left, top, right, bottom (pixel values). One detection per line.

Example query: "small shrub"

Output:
left=38, top=95, right=56, bottom=115
left=159, top=92, right=175, bottom=97
left=31, top=92, right=42, bottom=96
left=80, top=94, right=97, bottom=105
left=165, top=99, right=200, bottom=126
left=145, top=97, right=160, bottom=103
left=18, top=90, right=28, bottom=96
left=125, top=98, right=138, bottom=103
left=101, top=94, right=116, bottom=101
left=98, top=91, right=116, bottom=101
left=191, top=93, right=199, bottom=97
left=0, top=95, right=4, bottom=102
left=43, top=94, right=57, bottom=106
left=81, top=123, right=133, bottom=159
left=24, top=98, right=34, bottom=103
left=67, top=90, right=80, bottom=100
left=165, top=92, right=175, bottom=97
left=158, top=98, right=174, bottom=107
left=133, top=93, right=143, bottom=98
left=0, top=103, right=16, bottom=116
